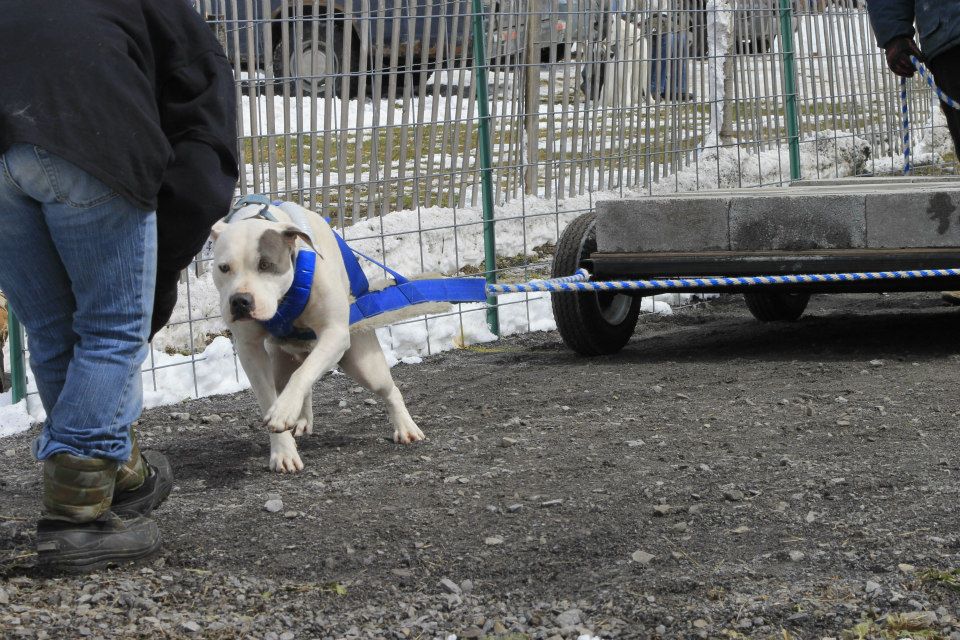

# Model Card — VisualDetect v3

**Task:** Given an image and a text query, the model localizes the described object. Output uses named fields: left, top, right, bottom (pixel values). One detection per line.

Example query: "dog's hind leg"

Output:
left=339, top=331, right=424, bottom=444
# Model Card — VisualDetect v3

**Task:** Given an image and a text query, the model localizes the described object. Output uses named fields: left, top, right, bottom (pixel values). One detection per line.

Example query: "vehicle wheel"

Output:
left=743, top=292, right=810, bottom=322
left=551, top=213, right=641, bottom=356
left=272, top=23, right=359, bottom=99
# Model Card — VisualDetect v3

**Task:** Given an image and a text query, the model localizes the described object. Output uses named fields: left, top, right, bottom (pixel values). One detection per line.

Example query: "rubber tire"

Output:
left=743, top=292, right=810, bottom=322
left=272, top=23, right=359, bottom=99
left=551, top=213, right=641, bottom=356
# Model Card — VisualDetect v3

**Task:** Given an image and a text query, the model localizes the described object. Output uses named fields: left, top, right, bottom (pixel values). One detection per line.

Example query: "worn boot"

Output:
left=36, top=454, right=160, bottom=573
left=112, top=430, right=174, bottom=516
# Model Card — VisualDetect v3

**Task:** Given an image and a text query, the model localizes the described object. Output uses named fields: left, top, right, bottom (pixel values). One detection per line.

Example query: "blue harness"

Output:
left=226, top=196, right=488, bottom=341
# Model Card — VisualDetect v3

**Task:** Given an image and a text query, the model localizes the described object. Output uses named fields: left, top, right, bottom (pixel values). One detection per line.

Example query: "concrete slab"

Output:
left=596, top=177, right=960, bottom=254
left=596, top=198, right=729, bottom=252
left=866, top=189, right=960, bottom=248
left=791, top=176, right=960, bottom=188
left=729, top=193, right=866, bottom=251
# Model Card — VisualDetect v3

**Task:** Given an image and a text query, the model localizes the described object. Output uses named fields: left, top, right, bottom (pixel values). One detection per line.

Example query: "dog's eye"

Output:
left=258, top=259, right=271, bottom=272
left=218, top=264, right=230, bottom=274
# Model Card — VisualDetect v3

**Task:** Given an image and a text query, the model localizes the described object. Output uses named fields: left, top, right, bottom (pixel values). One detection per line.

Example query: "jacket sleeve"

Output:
left=155, top=50, right=239, bottom=274
left=149, top=48, right=238, bottom=339
left=865, top=0, right=915, bottom=49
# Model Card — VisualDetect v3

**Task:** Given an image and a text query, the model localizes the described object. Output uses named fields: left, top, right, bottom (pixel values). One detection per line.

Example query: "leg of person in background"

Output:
left=0, top=144, right=171, bottom=572
left=650, top=30, right=693, bottom=101
left=650, top=32, right=666, bottom=99
left=923, top=47, right=960, bottom=305
left=670, top=30, right=692, bottom=100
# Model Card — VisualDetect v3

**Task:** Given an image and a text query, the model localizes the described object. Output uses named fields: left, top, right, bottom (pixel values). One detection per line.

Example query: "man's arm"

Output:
left=866, top=0, right=921, bottom=78
left=151, top=48, right=239, bottom=338
left=866, top=0, right=915, bottom=48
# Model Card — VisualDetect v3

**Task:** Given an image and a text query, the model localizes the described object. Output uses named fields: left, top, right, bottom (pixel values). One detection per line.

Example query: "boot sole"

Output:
left=38, top=535, right=162, bottom=574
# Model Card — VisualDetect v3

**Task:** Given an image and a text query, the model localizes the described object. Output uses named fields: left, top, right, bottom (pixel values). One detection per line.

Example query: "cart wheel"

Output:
left=551, top=213, right=641, bottom=355
left=743, top=292, right=810, bottom=322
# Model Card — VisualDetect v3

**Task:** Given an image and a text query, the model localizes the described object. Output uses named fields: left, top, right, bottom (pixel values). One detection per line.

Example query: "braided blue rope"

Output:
left=902, top=55, right=960, bottom=175
left=486, top=267, right=960, bottom=295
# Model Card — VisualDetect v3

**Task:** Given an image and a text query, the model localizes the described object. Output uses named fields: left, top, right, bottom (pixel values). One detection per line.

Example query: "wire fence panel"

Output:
left=3, top=0, right=955, bottom=413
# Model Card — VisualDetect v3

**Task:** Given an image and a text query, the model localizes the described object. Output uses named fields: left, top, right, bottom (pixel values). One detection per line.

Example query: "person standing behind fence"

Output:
left=866, top=0, right=960, bottom=304
left=647, top=0, right=694, bottom=101
left=0, top=1, right=238, bottom=572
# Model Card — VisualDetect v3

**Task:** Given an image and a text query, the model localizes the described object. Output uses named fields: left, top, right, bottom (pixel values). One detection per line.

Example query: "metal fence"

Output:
left=3, top=0, right=955, bottom=410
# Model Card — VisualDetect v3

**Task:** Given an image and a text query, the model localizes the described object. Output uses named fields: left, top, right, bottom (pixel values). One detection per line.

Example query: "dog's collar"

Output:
left=260, top=249, right=318, bottom=341
left=225, top=194, right=279, bottom=224
left=225, top=196, right=318, bottom=249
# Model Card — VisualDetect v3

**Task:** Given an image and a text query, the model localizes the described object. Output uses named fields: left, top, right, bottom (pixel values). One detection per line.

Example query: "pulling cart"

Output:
left=551, top=177, right=960, bottom=355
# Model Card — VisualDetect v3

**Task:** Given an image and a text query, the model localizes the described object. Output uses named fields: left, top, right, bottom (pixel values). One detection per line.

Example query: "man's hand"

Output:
left=885, top=36, right=923, bottom=78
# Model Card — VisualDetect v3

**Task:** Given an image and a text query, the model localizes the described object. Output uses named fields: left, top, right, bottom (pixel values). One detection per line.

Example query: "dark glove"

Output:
left=885, top=36, right=923, bottom=78
left=150, top=268, right=182, bottom=341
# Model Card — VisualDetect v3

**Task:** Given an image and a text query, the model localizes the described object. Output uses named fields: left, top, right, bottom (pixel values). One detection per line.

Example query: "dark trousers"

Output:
left=926, top=45, right=960, bottom=158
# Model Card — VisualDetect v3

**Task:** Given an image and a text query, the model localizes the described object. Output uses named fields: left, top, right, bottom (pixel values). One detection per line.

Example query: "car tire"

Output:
left=551, top=213, right=642, bottom=356
left=272, top=22, right=359, bottom=99
left=743, top=292, right=810, bottom=322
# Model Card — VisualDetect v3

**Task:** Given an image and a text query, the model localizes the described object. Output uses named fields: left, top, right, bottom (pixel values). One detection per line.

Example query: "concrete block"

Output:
left=792, top=176, right=960, bottom=188
left=866, top=189, right=960, bottom=247
left=729, top=193, right=866, bottom=251
left=596, top=197, right=730, bottom=253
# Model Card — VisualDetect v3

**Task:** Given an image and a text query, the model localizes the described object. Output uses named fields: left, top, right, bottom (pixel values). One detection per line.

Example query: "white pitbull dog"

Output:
left=211, top=202, right=432, bottom=473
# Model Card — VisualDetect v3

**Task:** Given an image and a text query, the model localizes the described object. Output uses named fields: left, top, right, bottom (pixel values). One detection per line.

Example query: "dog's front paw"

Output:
left=264, top=395, right=304, bottom=433
left=394, top=416, right=425, bottom=445
left=269, top=432, right=304, bottom=473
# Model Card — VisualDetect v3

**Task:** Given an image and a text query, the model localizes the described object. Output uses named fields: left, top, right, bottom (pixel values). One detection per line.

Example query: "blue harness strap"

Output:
left=349, top=277, right=488, bottom=325
left=259, top=208, right=487, bottom=339
left=328, top=228, right=487, bottom=325
left=260, top=250, right=318, bottom=341
left=331, top=229, right=372, bottom=298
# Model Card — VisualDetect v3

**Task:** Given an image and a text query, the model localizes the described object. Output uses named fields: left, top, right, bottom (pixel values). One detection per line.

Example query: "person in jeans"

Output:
left=866, top=1, right=960, bottom=303
left=0, top=1, right=238, bottom=571
left=648, top=0, right=694, bottom=101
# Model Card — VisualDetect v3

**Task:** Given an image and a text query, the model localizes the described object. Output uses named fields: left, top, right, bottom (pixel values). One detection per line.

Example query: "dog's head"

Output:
left=210, top=217, right=313, bottom=324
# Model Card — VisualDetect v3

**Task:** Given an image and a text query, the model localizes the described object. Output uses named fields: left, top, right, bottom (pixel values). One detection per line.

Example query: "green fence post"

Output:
left=8, top=308, right=27, bottom=403
left=779, top=0, right=801, bottom=181
left=470, top=0, right=500, bottom=336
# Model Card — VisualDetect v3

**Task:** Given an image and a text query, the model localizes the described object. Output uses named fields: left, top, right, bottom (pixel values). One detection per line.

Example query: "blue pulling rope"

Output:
left=488, top=267, right=960, bottom=295
left=901, top=55, right=960, bottom=175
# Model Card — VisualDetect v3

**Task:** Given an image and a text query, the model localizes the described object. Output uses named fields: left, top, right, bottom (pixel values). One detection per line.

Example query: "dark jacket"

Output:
left=0, top=1, right=239, bottom=334
left=867, top=0, right=960, bottom=61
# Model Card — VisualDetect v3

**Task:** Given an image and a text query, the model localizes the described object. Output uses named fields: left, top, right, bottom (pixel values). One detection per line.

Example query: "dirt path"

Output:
left=3, top=292, right=960, bottom=639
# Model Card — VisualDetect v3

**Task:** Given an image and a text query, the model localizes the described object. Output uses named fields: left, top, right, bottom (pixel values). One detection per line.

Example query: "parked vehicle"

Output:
left=197, top=0, right=600, bottom=98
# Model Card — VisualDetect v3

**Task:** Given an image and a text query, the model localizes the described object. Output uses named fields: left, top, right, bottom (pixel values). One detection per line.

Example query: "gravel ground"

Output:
left=3, top=292, right=960, bottom=640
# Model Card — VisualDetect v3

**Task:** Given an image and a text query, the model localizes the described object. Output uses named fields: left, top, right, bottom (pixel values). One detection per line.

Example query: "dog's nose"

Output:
left=230, top=293, right=255, bottom=319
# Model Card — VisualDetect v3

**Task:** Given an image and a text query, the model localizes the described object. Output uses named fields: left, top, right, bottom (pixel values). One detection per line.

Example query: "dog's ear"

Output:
left=282, top=225, right=322, bottom=258
left=210, top=219, right=228, bottom=241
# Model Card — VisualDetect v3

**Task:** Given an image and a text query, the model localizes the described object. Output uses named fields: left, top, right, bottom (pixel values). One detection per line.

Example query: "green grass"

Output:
left=842, top=613, right=945, bottom=640
left=919, top=568, right=960, bottom=592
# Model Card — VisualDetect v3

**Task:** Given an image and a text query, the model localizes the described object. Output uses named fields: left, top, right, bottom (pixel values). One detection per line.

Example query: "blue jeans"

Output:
left=650, top=32, right=690, bottom=98
left=0, top=144, right=156, bottom=462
